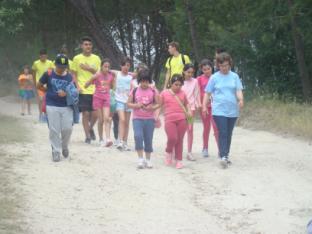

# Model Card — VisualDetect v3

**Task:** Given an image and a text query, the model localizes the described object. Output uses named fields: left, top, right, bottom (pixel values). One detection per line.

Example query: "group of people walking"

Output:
left=18, top=37, right=244, bottom=169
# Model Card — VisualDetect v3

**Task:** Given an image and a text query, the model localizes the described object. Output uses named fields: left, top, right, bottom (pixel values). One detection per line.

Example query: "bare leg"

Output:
left=82, top=111, right=91, bottom=139
left=103, top=107, right=111, bottom=140
left=118, top=110, right=126, bottom=142
left=124, top=112, right=131, bottom=142
left=27, top=100, right=31, bottom=114
left=97, top=109, right=104, bottom=141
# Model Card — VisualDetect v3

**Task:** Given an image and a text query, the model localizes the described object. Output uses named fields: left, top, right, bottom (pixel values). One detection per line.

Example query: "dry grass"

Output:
left=239, top=98, right=312, bottom=140
left=0, top=114, right=30, bottom=233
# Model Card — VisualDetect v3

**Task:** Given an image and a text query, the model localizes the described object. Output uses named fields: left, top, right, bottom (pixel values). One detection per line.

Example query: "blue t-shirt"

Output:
left=40, top=71, right=73, bottom=107
left=205, top=71, right=243, bottom=117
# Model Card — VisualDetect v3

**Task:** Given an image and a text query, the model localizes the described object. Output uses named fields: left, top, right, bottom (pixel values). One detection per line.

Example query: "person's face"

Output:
left=81, top=40, right=93, bottom=54
left=101, top=62, right=110, bottom=73
left=171, top=80, right=183, bottom=92
left=202, top=65, right=212, bottom=77
left=219, top=61, right=231, bottom=74
left=39, top=54, right=47, bottom=62
left=23, top=68, right=30, bottom=75
left=168, top=45, right=176, bottom=55
left=55, top=66, right=66, bottom=74
left=121, top=62, right=131, bottom=73
left=140, top=80, right=150, bottom=89
left=183, top=67, right=194, bottom=79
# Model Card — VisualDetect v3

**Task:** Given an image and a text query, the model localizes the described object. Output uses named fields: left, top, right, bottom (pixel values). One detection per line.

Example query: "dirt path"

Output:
left=1, top=96, right=312, bottom=234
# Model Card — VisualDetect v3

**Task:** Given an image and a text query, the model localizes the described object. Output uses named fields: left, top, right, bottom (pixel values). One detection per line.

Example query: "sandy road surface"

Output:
left=1, top=96, right=312, bottom=234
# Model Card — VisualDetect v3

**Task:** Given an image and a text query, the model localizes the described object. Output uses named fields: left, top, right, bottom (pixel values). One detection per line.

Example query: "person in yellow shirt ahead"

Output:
left=72, top=36, right=101, bottom=144
left=163, top=41, right=191, bottom=90
left=32, top=49, right=54, bottom=122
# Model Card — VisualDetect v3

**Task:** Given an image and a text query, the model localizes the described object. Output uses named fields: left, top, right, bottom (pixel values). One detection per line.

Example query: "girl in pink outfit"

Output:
left=127, top=69, right=160, bottom=169
left=196, top=59, right=219, bottom=157
left=85, top=58, right=115, bottom=147
left=181, top=64, right=201, bottom=161
left=159, top=74, right=191, bottom=169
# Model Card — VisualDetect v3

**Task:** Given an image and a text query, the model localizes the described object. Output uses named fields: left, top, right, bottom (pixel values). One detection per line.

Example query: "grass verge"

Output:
left=239, top=97, right=312, bottom=140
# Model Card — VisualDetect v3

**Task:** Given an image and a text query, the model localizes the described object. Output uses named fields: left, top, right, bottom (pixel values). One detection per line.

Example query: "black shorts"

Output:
left=79, top=94, right=94, bottom=112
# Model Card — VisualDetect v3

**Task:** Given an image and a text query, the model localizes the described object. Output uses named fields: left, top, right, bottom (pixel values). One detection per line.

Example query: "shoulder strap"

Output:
left=181, top=54, right=186, bottom=65
left=132, top=87, right=138, bottom=103
left=168, top=90, right=187, bottom=114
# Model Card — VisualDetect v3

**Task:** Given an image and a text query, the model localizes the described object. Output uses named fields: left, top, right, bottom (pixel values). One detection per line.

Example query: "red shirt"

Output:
left=160, top=89, right=188, bottom=123
left=197, top=74, right=212, bottom=107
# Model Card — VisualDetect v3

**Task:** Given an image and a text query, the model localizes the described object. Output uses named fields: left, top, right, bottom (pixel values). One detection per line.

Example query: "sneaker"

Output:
left=145, top=160, right=153, bottom=169
left=62, top=149, right=69, bottom=158
left=105, top=140, right=113, bottom=147
left=165, top=152, right=173, bottom=166
left=117, top=141, right=124, bottom=150
left=90, top=129, right=96, bottom=141
left=99, top=139, right=106, bottom=147
left=85, top=138, right=91, bottom=144
left=202, top=149, right=209, bottom=157
left=52, top=151, right=60, bottom=162
left=123, top=143, right=131, bottom=151
left=176, top=160, right=183, bottom=169
left=220, top=157, right=228, bottom=169
left=137, top=158, right=145, bottom=169
left=113, top=139, right=119, bottom=146
left=186, top=153, right=196, bottom=161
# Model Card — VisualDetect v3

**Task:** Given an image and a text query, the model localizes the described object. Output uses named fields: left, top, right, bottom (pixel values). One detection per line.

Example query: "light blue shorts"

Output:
left=116, top=101, right=132, bottom=112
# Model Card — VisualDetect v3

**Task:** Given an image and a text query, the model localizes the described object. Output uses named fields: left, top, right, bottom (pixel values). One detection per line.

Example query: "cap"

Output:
left=55, top=54, right=69, bottom=68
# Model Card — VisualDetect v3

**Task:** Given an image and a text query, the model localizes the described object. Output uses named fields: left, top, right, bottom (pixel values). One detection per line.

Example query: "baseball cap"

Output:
left=55, top=54, right=69, bottom=68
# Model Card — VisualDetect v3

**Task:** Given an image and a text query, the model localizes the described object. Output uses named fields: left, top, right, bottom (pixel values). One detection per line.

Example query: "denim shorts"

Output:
left=116, top=101, right=132, bottom=112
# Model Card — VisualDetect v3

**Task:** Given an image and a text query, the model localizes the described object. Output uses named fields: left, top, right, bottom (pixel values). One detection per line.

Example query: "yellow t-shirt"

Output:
left=72, top=54, right=101, bottom=94
left=31, top=59, right=55, bottom=83
left=165, top=54, right=191, bottom=78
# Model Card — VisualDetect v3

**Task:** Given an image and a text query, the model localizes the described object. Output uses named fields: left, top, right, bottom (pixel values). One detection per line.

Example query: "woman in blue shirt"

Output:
left=202, top=52, right=244, bottom=168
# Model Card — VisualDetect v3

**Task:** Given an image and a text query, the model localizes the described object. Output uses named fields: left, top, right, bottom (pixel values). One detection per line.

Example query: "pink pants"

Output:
left=187, top=110, right=196, bottom=153
left=200, top=107, right=219, bottom=150
left=165, top=119, right=187, bottom=161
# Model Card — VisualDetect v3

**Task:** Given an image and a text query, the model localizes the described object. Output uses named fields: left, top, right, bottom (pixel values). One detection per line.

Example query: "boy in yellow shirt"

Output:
left=163, top=41, right=191, bottom=90
left=72, top=36, right=101, bottom=144
left=32, top=49, right=54, bottom=122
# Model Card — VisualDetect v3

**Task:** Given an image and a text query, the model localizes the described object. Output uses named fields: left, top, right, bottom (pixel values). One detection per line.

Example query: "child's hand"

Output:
left=202, top=107, right=207, bottom=117
left=57, top=90, right=66, bottom=97
left=136, top=103, right=144, bottom=109
left=238, top=99, right=244, bottom=109
left=143, top=104, right=153, bottom=111
left=80, top=63, right=92, bottom=72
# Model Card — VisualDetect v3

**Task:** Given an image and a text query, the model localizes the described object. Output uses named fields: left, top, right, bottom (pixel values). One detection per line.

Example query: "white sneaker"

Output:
left=117, top=141, right=124, bottom=150
left=145, top=160, right=153, bottom=169
left=123, top=143, right=131, bottom=151
left=99, top=140, right=106, bottom=147
left=113, top=139, right=119, bottom=146
left=137, top=158, right=144, bottom=169
left=186, top=153, right=196, bottom=161
left=220, top=157, right=228, bottom=169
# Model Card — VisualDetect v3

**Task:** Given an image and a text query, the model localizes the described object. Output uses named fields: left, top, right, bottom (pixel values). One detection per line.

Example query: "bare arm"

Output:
left=236, top=90, right=244, bottom=109
left=202, top=93, right=211, bottom=115
left=127, top=94, right=143, bottom=109
left=84, top=73, right=98, bottom=89
left=163, top=69, right=170, bottom=90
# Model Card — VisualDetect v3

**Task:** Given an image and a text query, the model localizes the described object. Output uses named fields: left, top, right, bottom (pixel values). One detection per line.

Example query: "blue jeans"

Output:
left=133, top=119, right=155, bottom=153
left=213, top=115, right=237, bottom=158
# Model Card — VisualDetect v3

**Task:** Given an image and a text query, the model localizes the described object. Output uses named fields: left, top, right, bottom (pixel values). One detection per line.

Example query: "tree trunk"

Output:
left=288, top=0, right=312, bottom=102
left=184, top=0, right=201, bottom=62
left=67, top=0, right=123, bottom=68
